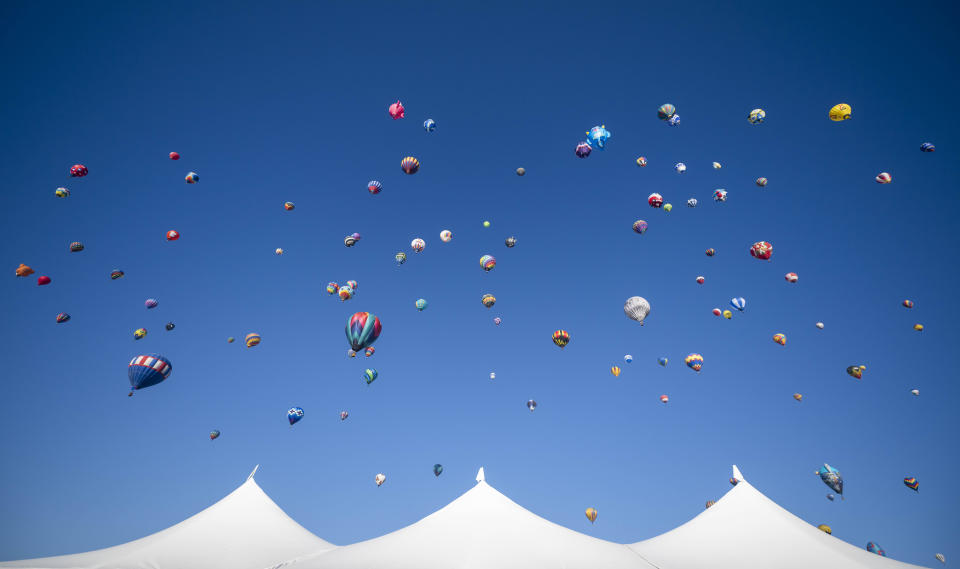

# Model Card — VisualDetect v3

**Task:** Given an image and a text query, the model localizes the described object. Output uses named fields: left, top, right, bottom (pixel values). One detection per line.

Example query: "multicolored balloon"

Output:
left=657, top=104, right=676, bottom=119
left=346, top=312, right=382, bottom=352
left=816, top=463, right=843, bottom=498
left=660, top=394, right=669, bottom=403
left=338, top=286, right=353, bottom=300
left=624, top=354, right=633, bottom=363
left=128, top=354, right=172, bottom=395
left=632, top=220, right=648, bottom=234
left=829, top=103, right=852, bottom=122
left=134, top=328, right=147, bottom=340
left=921, top=142, right=936, bottom=152
left=575, top=142, right=592, bottom=158
left=396, top=252, right=407, bottom=265
left=658, top=357, right=668, bottom=367
left=847, top=365, right=865, bottom=379
left=145, top=298, right=159, bottom=309
left=750, top=241, right=773, bottom=261
left=415, top=298, right=427, bottom=311
left=480, top=255, right=496, bottom=271
left=368, top=180, right=382, bottom=194
left=773, top=333, right=786, bottom=346
left=284, top=201, right=295, bottom=210
left=69, top=241, right=84, bottom=252
left=748, top=108, right=766, bottom=123
left=755, top=177, right=768, bottom=187
left=505, top=236, right=517, bottom=248
left=340, top=411, right=349, bottom=421
left=493, top=317, right=502, bottom=325
left=327, top=282, right=339, bottom=294
left=610, top=366, right=621, bottom=377
left=401, top=156, right=420, bottom=174
left=696, top=276, right=705, bottom=284
left=481, top=294, right=496, bottom=308
left=56, top=312, right=70, bottom=323
left=440, top=230, right=452, bottom=242
left=527, top=399, right=537, bottom=411
left=375, top=473, right=386, bottom=486
left=363, top=368, right=378, bottom=385
left=636, top=156, right=647, bottom=167
left=667, top=115, right=680, bottom=126
left=245, top=333, right=261, bottom=348
left=55, top=187, right=70, bottom=198
left=902, top=299, right=914, bottom=308
left=287, top=407, right=304, bottom=425
left=785, top=272, right=798, bottom=283
left=411, top=238, right=425, bottom=252
left=185, top=172, right=199, bottom=184
left=875, top=172, right=892, bottom=184
left=685, top=353, right=703, bottom=372
left=818, top=524, right=832, bottom=534
left=713, top=189, right=727, bottom=202
left=210, top=430, right=220, bottom=440
left=866, top=542, right=886, bottom=557
left=648, top=193, right=663, bottom=208
left=793, top=393, right=803, bottom=401
left=344, top=235, right=357, bottom=247
left=552, top=330, right=570, bottom=348
left=706, top=248, right=716, bottom=257
left=585, top=508, right=598, bottom=523
left=903, top=477, right=919, bottom=491
left=365, top=347, right=375, bottom=357
left=586, top=125, right=611, bottom=149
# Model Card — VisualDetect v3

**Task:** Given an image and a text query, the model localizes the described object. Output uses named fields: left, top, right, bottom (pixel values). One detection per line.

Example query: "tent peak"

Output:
left=476, top=467, right=485, bottom=483
left=732, top=465, right=745, bottom=482
left=247, top=464, right=260, bottom=481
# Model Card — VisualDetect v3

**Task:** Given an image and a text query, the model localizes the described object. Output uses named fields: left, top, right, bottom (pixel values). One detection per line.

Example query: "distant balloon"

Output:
left=730, top=297, right=745, bottom=311
left=284, top=201, right=295, bottom=210
left=712, top=162, right=722, bottom=169
left=847, top=365, right=865, bottom=379
left=748, top=108, right=765, bottom=123
left=793, top=393, right=803, bottom=401
left=245, top=333, right=261, bottom=348
left=660, top=394, right=669, bottom=403
left=911, top=389, right=919, bottom=396
left=914, top=323, right=924, bottom=331
left=921, top=143, right=936, bottom=152
left=480, top=255, right=497, bottom=271
left=624, top=296, right=651, bottom=325
left=483, top=221, right=491, bottom=228
left=275, top=248, right=284, bottom=255
left=327, top=282, right=339, bottom=294
left=56, top=312, right=70, bottom=323
left=344, top=236, right=357, bottom=247
left=713, top=308, right=722, bottom=317
left=433, top=464, right=443, bottom=477
left=375, top=473, right=386, bottom=487
left=348, top=350, right=356, bottom=358
left=210, top=430, right=220, bottom=440
left=586, top=125, right=611, bottom=149
left=875, top=172, right=892, bottom=184
left=902, top=299, right=914, bottom=308
left=69, top=164, right=88, bottom=177
left=816, top=463, right=844, bottom=498
left=69, top=241, right=84, bottom=252
left=818, top=524, right=832, bottom=534
left=585, top=508, right=598, bottom=523
left=364, top=368, right=378, bottom=385
left=388, top=100, right=404, bottom=119
left=505, top=236, right=517, bottom=248
left=730, top=478, right=739, bottom=486
left=675, top=162, right=686, bottom=173
left=481, top=294, right=496, bottom=308
left=636, top=156, right=647, bottom=167
left=424, top=118, right=436, bottom=132
left=657, top=357, right=668, bottom=367
left=527, top=399, right=537, bottom=411
left=338, top=286, right=353, bottom=301
left=664, top=203, right=673, bottom=212
left=287, top=407, right=304, bottom=426
left=145, top=298, right=159, bottom=309
left=904, top=477, right=919, bottom=491
left=755, top=177, right=768, bottom=187
left=169, top=152, right=180, bottom=160
left=624, top=354, right=633, bottom=363
left=705, top=501, right=716, bottom=509
left=816, top=322, right=825, bottom=329
left=165, top=322, right=175, bottom=331
left=657, top=104, right=676, bottom=119
left=750, top=241, right=773, bottom=261
left=552, top=329, right=570, bottom=348
left=490, top=372, right=495, bottom=380
left=936, top=553, right=945, bottom=564
left=632, top=220, right=648, bottom=234
left=440, top=230, right=452, bottom=242
left=611, top=366, right=621, bottom=377
left=340, top=411, right=349, bottom=421
left=705, top=248, right=716, bottom=257
left=134, top=328, right=147, bottom=340
left=785, top=272, right=798, bottom=283
left=828, top=103, right=852, bottom=122
left=723, top=310, right=732, bottom=319
left=713, top=189, right=727, bottom=202
left=185, top=172, right=199, bottom=184
left=346, top=312, right=382, bottom=352
left=227, top=337, right=235, bottom=343
left=128, top=354, right=172, bottom=395
left=55, top=187, right=70, bottom=198
left=493, top=317, right=502, bottom=325
left=415, top=298, right=427, bottom=311
left=773, top=333, right=786, bottom=346
left=575, top=142, right=592, bottom=158
left=395, top=252, right=407, bottom=265
left=687, top=198, right=698, bottom=207
left=368, top=180, right=383, bottom=194
left=365, top=347, right=375, bottom=357
left=667, top=115, right=681, bottom=126
left=826, top=493, right=835, bottom=501
left=685, top=353, right=704, bottom=372
left=411, top=238, right=425, bottom=252
left=866, top=542, right=886, bottom=557
left=401, top=156, right=420, bottom=174
left=166, top=230, right=180, bottom=241
left=346, top=280, right=358, bottom=292
left=648, top=193, right=663, bottom=208
left=516, top=167, right=526, bottom=176
left=696, top=276, right=705, bottom=284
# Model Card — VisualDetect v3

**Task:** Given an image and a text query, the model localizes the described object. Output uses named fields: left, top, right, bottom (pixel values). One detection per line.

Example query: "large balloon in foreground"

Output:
left=585, top=508, right=597, bottom=523
left=750, top=241, right=773, bottom=261
left=829, top=103, right=852, bottom=121
left=552, top=330, right=570, bottom=348
left=685, top=353, right=703, bottom=372
left=624, top=296, right=651, bottom=325
left=288, top=407, right=304, bottom=425
left=817, top=463, right=843, bottom=498
left=346, top=312, right=382, bottom=352
left=866, top=542, right=886, bottom=557
left=128, top=354, right=172, bottom=395
left=401, top=156, right=420, bottom=174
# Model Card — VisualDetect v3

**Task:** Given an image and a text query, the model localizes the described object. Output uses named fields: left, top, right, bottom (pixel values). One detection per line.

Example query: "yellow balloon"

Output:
left=829, top=103, right=851, bottom=122
left=611, top=366, right=621, bottom=377
left=585, top=507, right=598, bottom=523
left=723, top=310, right=733, bottom=319
left=817, top=524, right=832, bottom=534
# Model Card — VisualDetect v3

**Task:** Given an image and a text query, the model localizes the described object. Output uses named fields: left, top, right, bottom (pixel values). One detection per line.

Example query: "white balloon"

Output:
left=624, top=296, right=651, bottom=325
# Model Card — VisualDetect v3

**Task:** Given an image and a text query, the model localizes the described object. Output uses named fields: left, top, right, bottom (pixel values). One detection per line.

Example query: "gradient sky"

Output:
left=1, top=0, right=958, bottom=566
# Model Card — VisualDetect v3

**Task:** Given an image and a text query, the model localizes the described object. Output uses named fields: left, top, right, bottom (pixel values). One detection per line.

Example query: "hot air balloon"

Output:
left=648, top=193, right=663, bottom=208
left=785, top=272, right=798, bottom=283
left=145, top=298, right=159, bottom=309
left=440, top=230, right=452, bottom=242
left=911, top=389, right=919, bottom=396
left=166, top=230, right=180, bottom=241
left=527, top=399, right=537, bottom=411
left=346, top=312, right=382, bottom=352
left=368, top=180, right=382, bottom=194
left=128, top=354, right=172, bottom=395
left=875, top=172, right=892, bottom=184
left=480, top=255, right=496, bottom=271
left=415, top=298, right=427, bottom=311
left=489, top=372, right=496, bottom=380
left=611, top=366, right=621, bottom=377
left=667, top=114, right=681, bottom=126
left=921, top=143, right=936, bottom=152
left=755, top=177, right=768, bottom=187
left=730, top=297, right=746, bottom=311
left=227, top=337, right=235, bottom=343
left=375, top=473, right=386, bottom=486
left=165, top=322, right=175, bottom=331
left=15, top=264, right=34, bottom=277
left=342, top=280, right=357, bottom=293
left=340, top=411, right=349, bottom=421
left=424, top=118, right=436, bottom=132
left=365, top=347, right=375, bottom=357
left=575, top=142, right=592, bottom=158
left=411, top=238, right=425, bottom=252
left=245, top=333, right=261, bottom=347
left=696, top=276, right=705, bottom=284
left=829, top=103, right=852, bottom=121
left=936, top=554, right=945, bottom=564
left=210, top=430, right=220, bottom=440
left=624, top=296, right=651, bottom=325
left=914, top=323, right=924, bottom=331
left=818, top=525, right=832, bottom=534
left=344, top=236, right=358, bottom=248
left=730, top=478, right=739, bottom=486
left=134, top=328, right=147, bottom=340
left=902, top=299, right=914, bottom=308
left=675, top=162, right=686, bottom=173
left=169, top=152, right=180, bottom=160
left=706, top=248, right=716, bottom=257
left=431, top=464, right=443, bottom=477
left=793, top=393, right=803, bottom=401
left=56, top=313, right=70, bottom=323
left=586, top=125, right=611, bottom=149
left=275, top=248, right=284, bottom=255
left=585, top=508, right=598, bottom=523
left=867, top=543, right=886, bottom=557
left=713, top=189, right=728, bottom=202
left=687, top=198, right=698, bottom=207
left=816, top=322, right=825, bottom=329
left=632, top=220, right=648, bottom=234
left=283, top=202, right=295, bottom=211
left=817, top=464, right=843, bottom=498
left=401, top=156, right=420, bottom=174
left=657, top=104, right=676, bottom=119
left=348, top=350, right=357, bottom=358
left=723, top=310, right=732, bottom=319
left=625, top=354, right=633, bottom=363
left=326, top=282, right=339, bottom=294
left=826, top=493, right=835, bottom=501
left=750, top=241, right=773, bottom=261
left=712, top=308, right=722, bottom=316
left=847, top=365, right=865, bottom=379
left=364, top=368, right=378, bottom=385
left=748, top=108, right=765, bottom=123
left=70, top=164, right=88, bottom=177
left=705, top=501, right=716, bottom=509
left=660, top=394, right=669, bottom=403
left=395, top=252, right=407, bottom=265
left=552, top=330, right=570, bottom=348
left=55, top=187, right=69, bottom=198
left=288, top=407, right=304, bottom=425
left=685, top=353, right=704, bottom=372
left=505, top=236, right=517, bottom=248
left=712, top=162, right=722, bottom=169
left=388, top=100, right=404, bottom=119
left=664, top=203, right=673, bottom=212
left=636, top=156, right=647, bottom=167
left=516, top=167, right=525, bottom=176
left=904, top=477, right=919, bottom=491
left=481, top=294, right=496, bottom=308
left=773, top=333, right=786, bottom=346
left=658, top=357, right=668, bottom=366
left=185, top=172, right=199, bottom=184
left=493, top=317, right=502, bottom=325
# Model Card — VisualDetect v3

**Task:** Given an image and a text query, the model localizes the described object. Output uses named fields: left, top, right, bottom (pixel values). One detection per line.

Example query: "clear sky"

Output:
left=1, top=0, right=958, bottom=565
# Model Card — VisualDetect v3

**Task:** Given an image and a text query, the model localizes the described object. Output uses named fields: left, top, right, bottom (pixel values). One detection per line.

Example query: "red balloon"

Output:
left=166, top=230, right=180, bottom=241
left=37, top=275, right=51, bottom=285
left=169, top=152, right=180, bottom=160
left=69, top=164, right=88, bottom=177
left=696, top=276, right=705, bottom=284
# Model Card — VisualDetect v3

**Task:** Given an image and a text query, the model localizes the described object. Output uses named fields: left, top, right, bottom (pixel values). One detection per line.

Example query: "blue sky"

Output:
left=1, top=0, right=958, bottom=565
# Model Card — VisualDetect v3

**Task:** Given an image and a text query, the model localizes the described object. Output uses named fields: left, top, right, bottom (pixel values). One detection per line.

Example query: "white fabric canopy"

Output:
left=2, top=465, right=928, bottom=569
left=0, top=467, right=333, bottom=569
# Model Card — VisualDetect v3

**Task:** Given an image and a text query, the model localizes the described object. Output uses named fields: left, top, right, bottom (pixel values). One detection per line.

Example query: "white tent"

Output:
left=0, top=466, right=333, bottom=569
left=2, top=466, right=929, bottom=569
